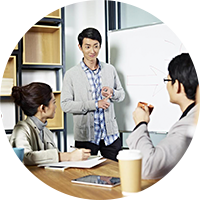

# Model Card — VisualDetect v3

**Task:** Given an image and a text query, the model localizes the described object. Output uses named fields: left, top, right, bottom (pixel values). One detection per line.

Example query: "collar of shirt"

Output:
left=80, top=58, right=102, bottom=72
left=30, top=116, right=47, bottom=131
left=179, top=102, right=195, bottom=120
left=30, top=116, right=47, bottom=148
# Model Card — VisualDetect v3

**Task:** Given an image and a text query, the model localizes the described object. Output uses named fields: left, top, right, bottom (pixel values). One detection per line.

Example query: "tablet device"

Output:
left=71, top=175, right=120, bottom=187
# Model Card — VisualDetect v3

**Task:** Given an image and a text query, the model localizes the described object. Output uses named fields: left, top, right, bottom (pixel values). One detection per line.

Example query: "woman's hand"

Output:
left=59, top=148, right=91, bottom=162
left=70, top=148, right=91, bottom=161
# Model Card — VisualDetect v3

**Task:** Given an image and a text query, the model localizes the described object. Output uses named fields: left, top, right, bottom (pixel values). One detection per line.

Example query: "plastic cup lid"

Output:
left=117, top=149, right=142, bottom=160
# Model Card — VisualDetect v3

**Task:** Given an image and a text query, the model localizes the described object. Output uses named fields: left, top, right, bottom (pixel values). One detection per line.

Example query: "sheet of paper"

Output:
left=38, top=156, right=106, bottom=169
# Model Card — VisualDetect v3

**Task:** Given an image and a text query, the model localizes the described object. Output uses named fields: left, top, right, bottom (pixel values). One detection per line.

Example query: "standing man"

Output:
left=127, top=53, right=199, bottom=179
left=61, top=28, right=125, bottom=161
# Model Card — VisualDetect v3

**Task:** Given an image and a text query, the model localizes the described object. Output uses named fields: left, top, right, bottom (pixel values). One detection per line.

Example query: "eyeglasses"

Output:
left=163, top=78, right=173, bottom=84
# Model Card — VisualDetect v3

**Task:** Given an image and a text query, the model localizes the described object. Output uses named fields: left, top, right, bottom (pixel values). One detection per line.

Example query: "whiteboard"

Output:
left=108, top=23, right=186, bottom=132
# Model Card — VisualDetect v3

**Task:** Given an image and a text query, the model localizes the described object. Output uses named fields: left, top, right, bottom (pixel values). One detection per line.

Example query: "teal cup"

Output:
left=2, top=148, right=24, bottom=169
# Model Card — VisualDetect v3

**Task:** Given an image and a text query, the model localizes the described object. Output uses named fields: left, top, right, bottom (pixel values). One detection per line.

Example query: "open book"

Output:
left=38, top=156, right=106, bottom=170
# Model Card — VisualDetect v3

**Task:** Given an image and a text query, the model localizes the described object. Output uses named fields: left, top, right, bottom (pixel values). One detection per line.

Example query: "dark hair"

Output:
left=12, top=82, right=52, bottom=116
left=78, top=28, right=102, bottom=47
left=168, top=53, right=199, bottom=100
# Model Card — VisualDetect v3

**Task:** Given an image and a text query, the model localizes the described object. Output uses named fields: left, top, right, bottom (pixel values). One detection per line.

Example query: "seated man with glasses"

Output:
left=126, top=53, right=199, bottom=179
left=168, top=85, right=200, bottom=200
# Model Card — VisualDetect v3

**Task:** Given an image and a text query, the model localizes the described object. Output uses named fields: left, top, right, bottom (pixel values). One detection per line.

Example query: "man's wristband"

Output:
left=133, top=121, right=147, bottom=131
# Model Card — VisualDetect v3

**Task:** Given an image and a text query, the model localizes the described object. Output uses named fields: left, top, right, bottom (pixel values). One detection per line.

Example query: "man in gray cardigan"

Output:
left=127, top=53, right=199, bottom=179
left=61, top=28, right=125, bottom=161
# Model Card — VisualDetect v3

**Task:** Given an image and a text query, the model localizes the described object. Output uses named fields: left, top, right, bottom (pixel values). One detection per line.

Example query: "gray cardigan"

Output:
left=126, top=105, right=198, bottom=179
left=61, top=62, right=125, bottom=141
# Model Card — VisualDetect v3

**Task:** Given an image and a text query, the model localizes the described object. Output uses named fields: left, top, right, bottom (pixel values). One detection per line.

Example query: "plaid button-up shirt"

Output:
left=81, top=60, right=118, bottom=146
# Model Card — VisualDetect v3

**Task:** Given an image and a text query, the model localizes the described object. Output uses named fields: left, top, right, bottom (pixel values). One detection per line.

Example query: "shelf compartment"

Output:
left=47, top=91, right=64, bottom=130
left=0, top=28, right=18, bottom=50
left=22, top=0, right=61, bottom=18
left=23, top=25, right=62, bottom=65
left=0, top=56, right=16, bottom=96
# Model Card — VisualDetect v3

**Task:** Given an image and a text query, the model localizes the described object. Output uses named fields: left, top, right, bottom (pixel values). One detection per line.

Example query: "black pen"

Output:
left=70, top=146, right=78, bottom=149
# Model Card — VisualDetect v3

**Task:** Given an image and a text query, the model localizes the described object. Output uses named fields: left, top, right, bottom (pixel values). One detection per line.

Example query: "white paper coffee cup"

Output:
left=117, top=149, right=142, bottom=195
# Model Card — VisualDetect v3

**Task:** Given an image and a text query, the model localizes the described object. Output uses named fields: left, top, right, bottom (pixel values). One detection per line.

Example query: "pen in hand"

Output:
left=70, top=146, right=78, bottom=149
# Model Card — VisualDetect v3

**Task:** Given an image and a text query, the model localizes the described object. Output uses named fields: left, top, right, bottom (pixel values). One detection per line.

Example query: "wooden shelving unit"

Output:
left=47, top=91, right=64, bottom=130
left=0, top=56, right=16, bottom=96
left=1, top=7, right=67, bottom=151
left=23, top=25, right=61, bottom=65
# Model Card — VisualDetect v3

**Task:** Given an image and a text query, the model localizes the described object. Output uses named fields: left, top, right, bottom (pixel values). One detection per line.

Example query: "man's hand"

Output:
left=101, top=86, right=113, bottom=97
left=98, top=94, right=112, bottom=110
left=133, top=105, right=150, bottom=126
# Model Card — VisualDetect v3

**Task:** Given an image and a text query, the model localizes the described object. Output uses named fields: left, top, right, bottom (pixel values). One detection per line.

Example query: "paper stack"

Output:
left=38, top=156, right=106, bottom=171
left=0, top=78, right=14, bottom=95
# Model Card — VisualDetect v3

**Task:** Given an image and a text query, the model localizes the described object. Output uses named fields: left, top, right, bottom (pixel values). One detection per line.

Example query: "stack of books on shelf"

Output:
left=0, top=78, right=14, bottom=95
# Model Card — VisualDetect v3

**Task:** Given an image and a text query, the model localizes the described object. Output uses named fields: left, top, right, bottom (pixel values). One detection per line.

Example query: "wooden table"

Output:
left=0, top=160, right=168, bottom=200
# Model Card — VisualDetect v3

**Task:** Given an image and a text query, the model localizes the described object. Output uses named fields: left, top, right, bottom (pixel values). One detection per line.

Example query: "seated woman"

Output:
left=9, top=82, right=91, bottom=165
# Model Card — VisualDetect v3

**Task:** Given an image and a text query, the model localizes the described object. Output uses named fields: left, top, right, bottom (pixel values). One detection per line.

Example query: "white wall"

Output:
left=64, top=0, right=106, bottom=151
left=120, top=3, right=162, bottom=29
